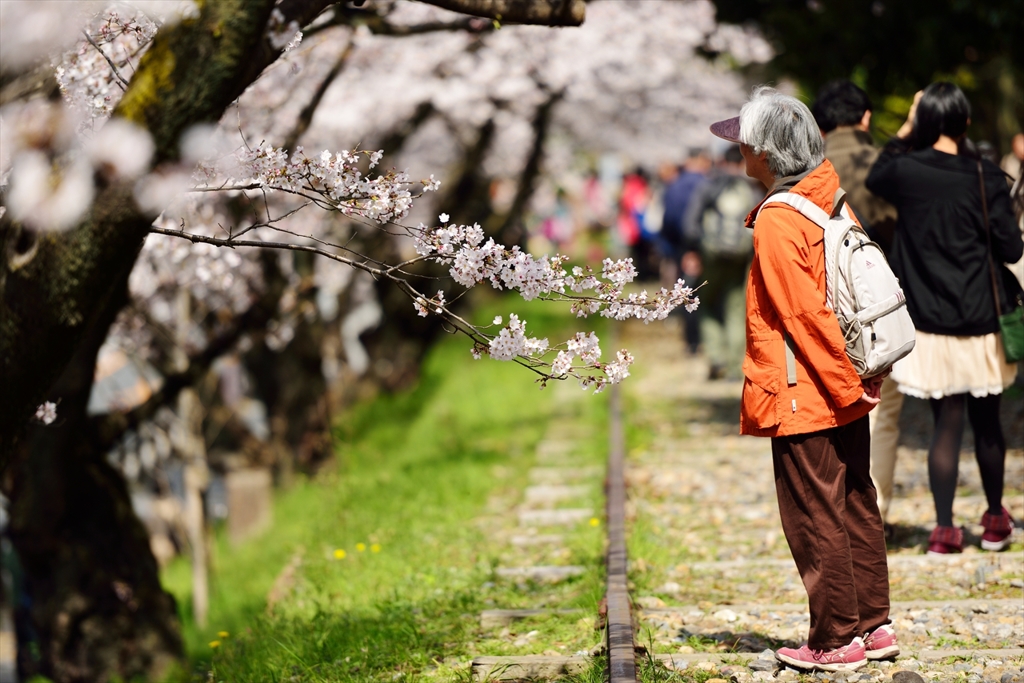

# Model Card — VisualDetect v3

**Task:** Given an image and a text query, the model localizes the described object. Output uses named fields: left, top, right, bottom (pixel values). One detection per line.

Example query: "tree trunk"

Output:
left=3, top=281, right=183, bottom=683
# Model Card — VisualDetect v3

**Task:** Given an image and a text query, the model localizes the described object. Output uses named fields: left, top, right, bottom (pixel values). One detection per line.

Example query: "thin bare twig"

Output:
left=82, top=31, right=131, bottom=90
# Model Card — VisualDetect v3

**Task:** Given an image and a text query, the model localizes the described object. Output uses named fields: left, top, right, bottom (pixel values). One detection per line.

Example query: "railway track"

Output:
left=470, top=320, right=1024, bottom=683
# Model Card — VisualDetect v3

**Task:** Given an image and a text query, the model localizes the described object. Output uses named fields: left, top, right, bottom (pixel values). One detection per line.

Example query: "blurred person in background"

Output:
left=618, top=167, right=659, bottom=280
left=1000, top=133, right=1024, bottom=290
left=660, top=148, right=711, bottom=354
left=866, top=83, right=1023, bottom=554
left=683, top=144, right=757, bottom=380
left=1000, top=133, right=1023, bottom=182
left=540, top=187, right=576, bottom=253
left=812, top=80, right=902, bottom=538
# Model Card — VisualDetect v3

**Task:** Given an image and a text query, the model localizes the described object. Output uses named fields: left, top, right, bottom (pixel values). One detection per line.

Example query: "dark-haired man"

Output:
left=812, top=80, right=902, bottom=538
left=812, top=81, right=897, bottom=252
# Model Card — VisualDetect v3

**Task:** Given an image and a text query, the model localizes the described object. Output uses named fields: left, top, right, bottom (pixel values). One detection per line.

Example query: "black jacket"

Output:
left=866, top=142, right=1024, bottom=336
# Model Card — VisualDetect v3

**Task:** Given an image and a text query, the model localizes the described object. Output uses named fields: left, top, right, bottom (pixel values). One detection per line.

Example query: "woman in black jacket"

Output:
left=866, top=82, right=1023, bottom=554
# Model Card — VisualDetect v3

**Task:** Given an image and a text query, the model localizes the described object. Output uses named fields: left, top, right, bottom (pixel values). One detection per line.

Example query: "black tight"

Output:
left=928, top=393, right=1005, bottom=527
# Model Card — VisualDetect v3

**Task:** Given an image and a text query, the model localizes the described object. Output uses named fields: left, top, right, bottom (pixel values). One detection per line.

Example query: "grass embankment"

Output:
left=162, top=298, right=609, bottom=682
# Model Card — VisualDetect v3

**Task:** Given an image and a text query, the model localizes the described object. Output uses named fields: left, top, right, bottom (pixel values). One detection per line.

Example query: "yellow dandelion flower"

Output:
left=334, top=549, right=347, bottom=559
left=589, top=517, right=600, bottom=527
left=370, top=543, right=381, bottom=553
left=218, top=631, right=230, bottom=638
left=209, top=640, right=221, bottom=649
left=356, top=542, right=366, bottom=552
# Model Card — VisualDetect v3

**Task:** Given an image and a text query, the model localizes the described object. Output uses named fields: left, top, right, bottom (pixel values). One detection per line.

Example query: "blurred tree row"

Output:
left=712, top=0, right=1024, bottom=149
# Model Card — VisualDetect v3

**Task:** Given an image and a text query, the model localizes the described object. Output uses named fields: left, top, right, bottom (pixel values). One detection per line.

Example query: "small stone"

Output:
left=713, top=608, right=739, bottom=622
left=752, top=673, right=774, bottom=682
left=749, top=659, right=776, bottom=672
left=1001, top=673, right=1023, bottom=683
left=697, top=660, right=717, bottom=671
left=891, top=672, right=926, bottom=683
left=635, top=596, right=666, bottom=609
left=706, top=679, right=728, bottom=683
left=972, top=604, right=990, bottom=614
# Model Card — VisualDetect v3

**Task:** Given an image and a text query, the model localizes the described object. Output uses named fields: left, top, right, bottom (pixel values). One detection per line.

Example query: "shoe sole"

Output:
left=866, top=645, right=900, bottom=660
left=981, top=538, right=1010, bottom=551
left=776, top=652, right=867, bottom=672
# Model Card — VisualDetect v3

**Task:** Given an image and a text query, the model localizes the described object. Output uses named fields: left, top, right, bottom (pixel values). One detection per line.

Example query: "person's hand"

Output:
left=856, top=391, right=881, bottom=408
left=896, top=90, right=923, bottom=139
left=862, top=375, right=884, bottom=400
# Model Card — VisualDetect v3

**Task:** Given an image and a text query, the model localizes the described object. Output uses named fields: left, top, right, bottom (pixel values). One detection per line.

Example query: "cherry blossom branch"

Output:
left=419, top=0, right=585, bottom=26
left=81, top=30, right=130, bottom=90
left=172, top=136, right=701, bottom=391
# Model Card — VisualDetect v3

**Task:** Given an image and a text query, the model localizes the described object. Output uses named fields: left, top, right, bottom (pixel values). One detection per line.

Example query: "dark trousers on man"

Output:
left=771, top=415, right=891, bottom=650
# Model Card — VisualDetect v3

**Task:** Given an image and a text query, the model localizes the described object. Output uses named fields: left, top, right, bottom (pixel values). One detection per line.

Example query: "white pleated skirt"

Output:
left=892, top=330, right=1018, bottom=399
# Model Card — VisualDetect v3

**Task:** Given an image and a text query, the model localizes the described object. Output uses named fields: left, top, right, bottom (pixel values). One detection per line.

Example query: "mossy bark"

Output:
left=0, top=2, right=276, bottom=680
left=1, top=0, right=278, bottom=459
left=6, top=280, right=185, bottom=683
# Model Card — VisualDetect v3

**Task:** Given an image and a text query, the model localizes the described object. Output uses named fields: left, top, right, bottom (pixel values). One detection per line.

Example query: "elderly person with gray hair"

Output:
left=710, top=86, right=896, bottom=672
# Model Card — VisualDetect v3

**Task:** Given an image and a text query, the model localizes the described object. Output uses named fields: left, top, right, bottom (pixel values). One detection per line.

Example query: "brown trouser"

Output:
left=771, top=415, right=891, bottom=649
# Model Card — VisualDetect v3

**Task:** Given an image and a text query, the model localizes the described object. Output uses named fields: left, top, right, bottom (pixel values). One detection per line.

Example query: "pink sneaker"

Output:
left=864, top=624, right=900, bottom=660
left=927, top=525, right=963, bottom=555
left=981, top=507, right=1015, bottom=551
left=775, top=637, right=867, bottom=672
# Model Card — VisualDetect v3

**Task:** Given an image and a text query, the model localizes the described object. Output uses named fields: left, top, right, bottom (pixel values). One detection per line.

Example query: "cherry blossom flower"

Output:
left=34, top=402, right=58, bottom=425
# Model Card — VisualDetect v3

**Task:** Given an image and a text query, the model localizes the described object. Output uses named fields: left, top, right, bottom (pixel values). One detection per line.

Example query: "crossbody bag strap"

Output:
left=977, top=160, right=1004, bottom=317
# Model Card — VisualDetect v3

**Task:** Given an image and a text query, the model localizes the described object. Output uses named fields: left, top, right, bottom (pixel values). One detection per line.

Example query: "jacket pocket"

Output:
left=741, top=355, right=781, bottom=429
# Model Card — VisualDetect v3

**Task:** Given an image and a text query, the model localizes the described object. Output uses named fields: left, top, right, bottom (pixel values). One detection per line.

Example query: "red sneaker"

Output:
left=927, top=525, right=963, bottom=555
left=863, top=624, right=900, bottom=660
left=775, top=637, right=867, bottom=672
left=981, top=507, right=1015, bottom=551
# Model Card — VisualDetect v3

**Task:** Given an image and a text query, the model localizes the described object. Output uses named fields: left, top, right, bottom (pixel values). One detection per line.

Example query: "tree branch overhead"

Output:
left=417, top=0, right=585, bottom=26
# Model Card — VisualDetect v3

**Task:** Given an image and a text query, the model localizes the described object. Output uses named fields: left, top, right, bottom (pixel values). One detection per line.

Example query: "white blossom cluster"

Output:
left=0, top=100, right=153, bottom=232
left=267, top=8, right=304, bottom=52
left=308, top=0, right=771, bottom=180
left=409, top=216, right=698, bottom=389
left=34, top=402, right=58, bottom=425
left=55, top=9, right=159, bottom=125
left=222, top=144, right=432, bottom=225
left=413, top=220, right=699, bottom=322
left=485, top=314, right=549, bottom=360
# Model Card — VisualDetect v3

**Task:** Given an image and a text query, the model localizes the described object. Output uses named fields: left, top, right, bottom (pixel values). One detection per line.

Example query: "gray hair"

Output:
left=739, top=86, right=824, bottom=178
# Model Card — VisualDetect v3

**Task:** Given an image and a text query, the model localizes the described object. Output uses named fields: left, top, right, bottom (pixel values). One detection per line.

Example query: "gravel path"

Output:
left=621, top=317, right=1024, bottom=683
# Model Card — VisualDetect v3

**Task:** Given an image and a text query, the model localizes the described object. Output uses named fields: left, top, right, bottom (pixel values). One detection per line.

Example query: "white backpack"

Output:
left=757, top=189, right=916, bottom=380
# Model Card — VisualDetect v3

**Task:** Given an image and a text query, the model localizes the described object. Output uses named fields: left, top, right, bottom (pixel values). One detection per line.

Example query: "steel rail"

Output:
left=606, top=382, right=636, bottom=682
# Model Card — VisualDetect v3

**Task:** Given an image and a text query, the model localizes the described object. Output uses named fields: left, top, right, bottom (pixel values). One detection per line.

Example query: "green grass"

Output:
left=161, top=296, right=611, bottom=682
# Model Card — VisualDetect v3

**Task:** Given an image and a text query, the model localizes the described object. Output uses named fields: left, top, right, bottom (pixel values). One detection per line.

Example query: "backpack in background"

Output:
left=701, top=176, right=756, bottom=257
left=757, top=190, right=916, bottom=379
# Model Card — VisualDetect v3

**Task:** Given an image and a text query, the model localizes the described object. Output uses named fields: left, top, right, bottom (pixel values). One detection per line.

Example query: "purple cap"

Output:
left=710, top=116, right=741, bottom=143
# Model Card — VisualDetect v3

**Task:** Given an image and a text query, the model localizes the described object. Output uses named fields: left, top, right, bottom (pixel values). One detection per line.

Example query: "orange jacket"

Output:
left=740, top=160, right=872, bottom=437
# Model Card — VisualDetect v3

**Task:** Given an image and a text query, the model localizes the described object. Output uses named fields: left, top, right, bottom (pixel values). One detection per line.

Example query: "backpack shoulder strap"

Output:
left=831, top=188, right=848, bottom=218
left=755, top=191, right=831, bottom=229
